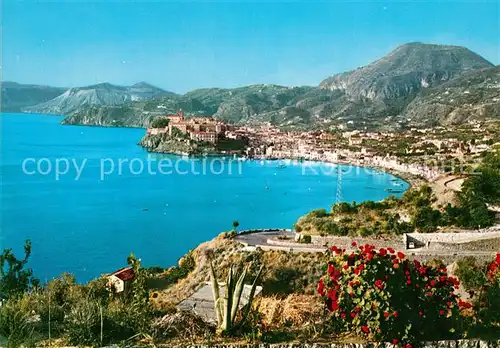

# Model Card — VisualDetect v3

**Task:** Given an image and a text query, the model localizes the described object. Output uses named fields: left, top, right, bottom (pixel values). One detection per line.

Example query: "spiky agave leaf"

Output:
left=230, top=265, right=247, bottom=324
left=237, top=265, right=264, bottom=329
left=209, top=261, right=223, bottom=326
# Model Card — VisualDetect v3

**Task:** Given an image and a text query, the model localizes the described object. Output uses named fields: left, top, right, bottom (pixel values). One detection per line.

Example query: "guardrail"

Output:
left=236, top=228, right=292, bottom=236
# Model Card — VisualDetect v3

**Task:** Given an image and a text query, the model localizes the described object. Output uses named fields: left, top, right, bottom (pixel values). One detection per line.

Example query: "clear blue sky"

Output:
left=2, top=0, right=499, bottom=93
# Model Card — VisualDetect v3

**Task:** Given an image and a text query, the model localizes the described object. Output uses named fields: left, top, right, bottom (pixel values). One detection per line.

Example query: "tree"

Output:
left=150, top=117, right=170, bottom=129
left=0, top=240, right=39, bottom=299
left=232, top=220, right=240, bottom=232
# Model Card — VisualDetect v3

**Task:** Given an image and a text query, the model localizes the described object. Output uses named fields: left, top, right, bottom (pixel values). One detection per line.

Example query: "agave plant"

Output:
left=209, top=261, right=263, bottom=334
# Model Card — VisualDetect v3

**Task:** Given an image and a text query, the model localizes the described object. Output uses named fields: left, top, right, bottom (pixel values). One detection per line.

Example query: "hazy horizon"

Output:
left=3, top=1, right=499, bottom=94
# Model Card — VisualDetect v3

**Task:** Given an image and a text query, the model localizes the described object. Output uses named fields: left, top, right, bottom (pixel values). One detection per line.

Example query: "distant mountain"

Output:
left=16, top=42, right=499, bottom=130
left=1, top=82, right=66, bottom=112
left=320, top=42, right=493, bottom=104
left=23, top=82, right=174, bottom=115
left=63, top=43, right=497, bottom=130
left=401, top=66, right=500, bottom=126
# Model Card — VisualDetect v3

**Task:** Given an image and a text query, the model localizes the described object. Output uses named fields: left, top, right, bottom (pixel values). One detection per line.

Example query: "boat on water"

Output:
left=385, top=188, right=403, bottom=193
left=279, top=164, right=287, bottom=168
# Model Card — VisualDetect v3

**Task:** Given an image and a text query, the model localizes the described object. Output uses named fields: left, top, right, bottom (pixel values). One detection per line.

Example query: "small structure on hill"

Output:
left=107, top=266, right=135, bottom=294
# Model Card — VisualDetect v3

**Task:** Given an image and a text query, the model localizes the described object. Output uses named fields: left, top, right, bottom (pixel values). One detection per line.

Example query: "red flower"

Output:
left=352, top=241, right=357, bottom=247
left=406, top=280, right=412, bottom=285
left=489, top=262, right=497, bottom=272
left=392, top=339, right=399, bottom=344
left=383, top=311, right=390, bottom=318
left=355, top=306, right=361, bottom=313
left=426, top=292, right=432, bottom=297
left=439, top=310, right=445, bottom=316
left=430, top=280, right=437, bottom=287
left=374, top=279, right=384, bottom=290
left=361, top=325, right=369, bottom=333
left=350, top=312, right=356, bottom=318
left=405, top=344, right=413, bottom=348
left=317, top=279, right=325, bottom=296
left=393, top=311, right=399, bottom=318
left=458, top=300, right=472, bottom=309
left=419, top=311, right=423, bottom=316
left=379, top=248, right=387, bottom=256
left=387, top=247, right=395, bottom=254
left=446, top=301, right=452, bottom=307
left=341, top=312, right=346, bottom=319
left=327, top=299, right=339, bottom=311
left=343, top=264, right=349, bottom=270
left=327, top=289, right=338, bottom=302
left=397, top=251, right=405, bottom=259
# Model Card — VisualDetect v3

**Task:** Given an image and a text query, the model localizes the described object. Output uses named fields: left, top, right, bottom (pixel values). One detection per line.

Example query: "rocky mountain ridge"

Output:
left=21, top=82, right=173, bottom=115
left=1, top=82, right=67, bottom=112
left=7, top=43, right=500, bottom=130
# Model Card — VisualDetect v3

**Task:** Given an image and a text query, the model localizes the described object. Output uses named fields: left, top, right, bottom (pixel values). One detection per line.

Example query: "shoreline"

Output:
left=140, top=146, right=425, bottom=190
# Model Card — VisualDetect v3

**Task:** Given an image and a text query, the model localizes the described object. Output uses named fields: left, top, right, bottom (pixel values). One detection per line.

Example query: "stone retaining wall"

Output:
left=160, top=339, right=500, bottom=348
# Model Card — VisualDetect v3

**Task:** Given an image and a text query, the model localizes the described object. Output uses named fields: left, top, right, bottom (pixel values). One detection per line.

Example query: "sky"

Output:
left=2, top=0, right=499, bottom=94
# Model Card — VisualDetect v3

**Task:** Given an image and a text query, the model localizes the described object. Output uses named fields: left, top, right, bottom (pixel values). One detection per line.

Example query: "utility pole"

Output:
left=336, top=165, right=343, bottom=203
left=47, top=278, right=51, bottom=346
left=100, top=303, right=103, bottom=346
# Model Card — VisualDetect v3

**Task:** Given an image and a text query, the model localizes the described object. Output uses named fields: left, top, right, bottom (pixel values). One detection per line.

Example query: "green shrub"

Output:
left=310, top=209, right=328, bottom=218
left=150, top=118, right=170, bottom=129
left=298, top=235, right=312, bottom=244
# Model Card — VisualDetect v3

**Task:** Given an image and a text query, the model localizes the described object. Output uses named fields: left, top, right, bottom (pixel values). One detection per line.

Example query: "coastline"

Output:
left=139, top=145, right=425, bottom=190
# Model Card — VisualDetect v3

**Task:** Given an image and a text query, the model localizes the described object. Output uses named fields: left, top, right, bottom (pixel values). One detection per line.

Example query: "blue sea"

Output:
left=0, top=113, right=408, bottom=282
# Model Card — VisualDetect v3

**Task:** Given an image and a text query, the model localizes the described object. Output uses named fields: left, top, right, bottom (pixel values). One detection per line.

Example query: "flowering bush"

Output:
left=475, top=254, right=500, bottom=327
left=318, top=242, right=461, bottom=344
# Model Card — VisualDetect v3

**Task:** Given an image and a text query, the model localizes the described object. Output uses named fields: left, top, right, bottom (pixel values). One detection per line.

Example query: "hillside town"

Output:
left=145, top=111, right=500, bottom=180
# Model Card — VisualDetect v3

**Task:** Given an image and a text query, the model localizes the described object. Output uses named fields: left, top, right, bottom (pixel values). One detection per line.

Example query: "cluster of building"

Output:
left=147, top=111, right=226, bottom=143
left=145, top=111, right=499, bottom=178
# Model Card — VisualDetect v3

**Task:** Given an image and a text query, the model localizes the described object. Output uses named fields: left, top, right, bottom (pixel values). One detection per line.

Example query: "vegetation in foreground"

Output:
left=0, top=153, right=498, bottom=346
left=1, top=233, right=500, bottom=347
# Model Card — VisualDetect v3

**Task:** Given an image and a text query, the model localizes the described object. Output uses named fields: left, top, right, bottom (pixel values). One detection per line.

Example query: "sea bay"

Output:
left=0, top=113, right=408, bottom=281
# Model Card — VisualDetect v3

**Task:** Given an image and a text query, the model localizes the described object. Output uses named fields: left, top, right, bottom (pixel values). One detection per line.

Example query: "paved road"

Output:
left=234, top=230, right=499, bottom=257
left=234, top=230, right=327, bottom=253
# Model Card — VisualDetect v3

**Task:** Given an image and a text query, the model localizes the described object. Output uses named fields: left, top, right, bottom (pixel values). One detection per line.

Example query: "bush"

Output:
left=64, top=297, right=102, bottom=345
left=150, top=118, right=170, bottom=129
left=455, top=257, right=487, bottom=292
left=0, top=295, right=43, bottom=347
left=298, top=235, right=312, bottom=244
left=310, top=209, right=328, bottom=218
left=318, top=243, right=461, bottom=344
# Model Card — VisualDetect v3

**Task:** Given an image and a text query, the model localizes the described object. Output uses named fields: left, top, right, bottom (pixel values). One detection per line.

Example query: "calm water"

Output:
left=0, top=113, right=408, bottom=281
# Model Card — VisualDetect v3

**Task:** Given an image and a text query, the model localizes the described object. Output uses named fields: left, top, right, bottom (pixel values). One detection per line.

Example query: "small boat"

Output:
left=385, top=188, right=403, bottom=193
left=142, top=208, right=149, bottom=211
left=279, top=164, right=287, bottom=168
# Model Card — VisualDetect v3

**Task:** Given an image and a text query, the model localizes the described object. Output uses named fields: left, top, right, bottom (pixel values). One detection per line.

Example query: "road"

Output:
left=234, top=230, right=499, bottom=257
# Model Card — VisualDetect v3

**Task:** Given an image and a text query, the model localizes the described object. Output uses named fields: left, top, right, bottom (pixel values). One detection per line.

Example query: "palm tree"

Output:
left=232, top=220, right=239, bottom=232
